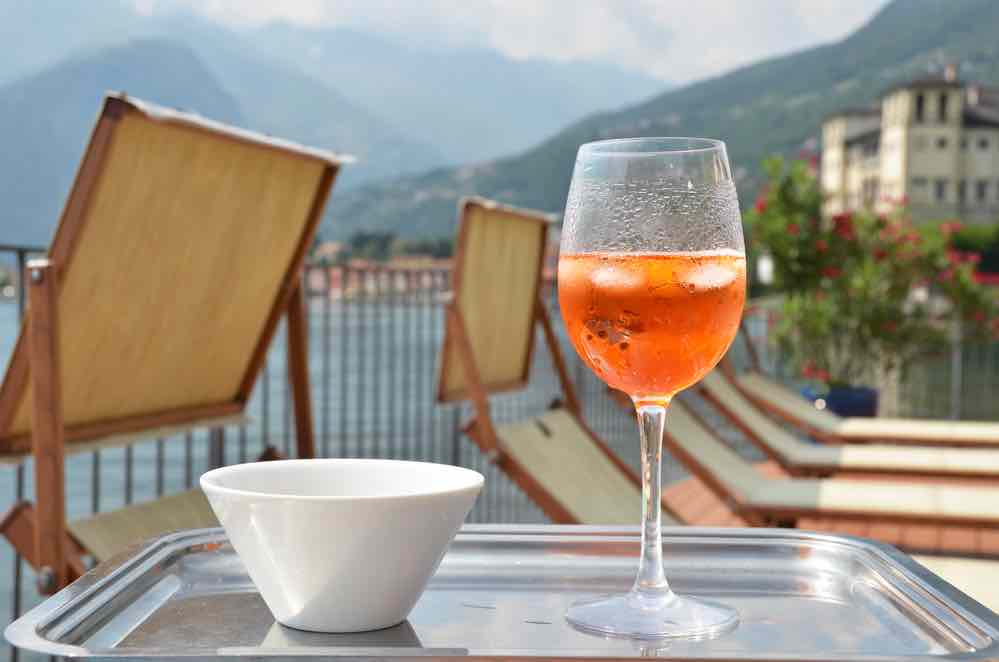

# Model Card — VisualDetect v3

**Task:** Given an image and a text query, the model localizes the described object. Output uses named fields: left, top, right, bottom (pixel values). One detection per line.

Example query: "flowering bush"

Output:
left=747, top=156, right=999, bottom=387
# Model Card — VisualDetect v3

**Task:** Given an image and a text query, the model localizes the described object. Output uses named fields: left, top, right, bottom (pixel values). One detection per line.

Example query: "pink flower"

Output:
left=973, top=310, right=987, bottom=323
left=873, top=247, right=888, bottom=261
left=832, top=213, right=856, bottom=240
left=938, top=267, right=955, bottom=283
left=787, top=223, right=800, bottom=236
left=940, top=221, right=963, bottom=235
left=882, top=321, right=898, bottom=333
left=754, top=196, right=768, bottom=214
left=822, top=266, right=842, bottom=279
left=815, top=239, right=829, bottom=253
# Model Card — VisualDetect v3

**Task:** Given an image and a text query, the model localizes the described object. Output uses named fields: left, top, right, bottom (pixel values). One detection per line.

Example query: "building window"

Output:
left=915, top=93, right=925, bottom=122
left=980, top=137, right=990, bottom=150
left=911, top=177, right=928, bottom=188
left=937, top=136, right=948, bottom=149
left=939, top=93, right=949, bottom=122
left=977, top=180, right=989, bottom=202
left=961, top=138, right=969, bottom=150
left=958, top=179, right=967, bottom=203
left=935, top=179, right=948, bottom=201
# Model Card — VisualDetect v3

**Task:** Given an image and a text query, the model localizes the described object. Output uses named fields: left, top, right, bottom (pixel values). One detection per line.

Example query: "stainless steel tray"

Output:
left=7, top=525, right=999, bottom=660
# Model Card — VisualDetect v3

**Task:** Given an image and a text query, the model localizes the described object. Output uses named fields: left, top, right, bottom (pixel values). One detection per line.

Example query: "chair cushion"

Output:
left=68, top=489, right=218, bottom=562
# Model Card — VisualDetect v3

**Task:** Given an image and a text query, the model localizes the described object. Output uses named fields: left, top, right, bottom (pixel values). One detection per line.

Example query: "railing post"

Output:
left=949, top=321, right=963, bottom=420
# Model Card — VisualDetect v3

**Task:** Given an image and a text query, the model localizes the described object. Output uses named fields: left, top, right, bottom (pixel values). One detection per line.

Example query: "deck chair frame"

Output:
left=665, top=400, right=999, bottom=530
left=732, top=318, right=999, bottom=448
left=700, top=368, right=999, bottom=480
left=0, top=94, right=340, bottom=592
left=438, top=198, right=642, bottom=523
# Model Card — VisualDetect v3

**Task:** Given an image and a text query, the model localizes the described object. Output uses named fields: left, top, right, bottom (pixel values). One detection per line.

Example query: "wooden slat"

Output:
left=0, top=401, right=243, bottom=456
left=286, top=277, right=315, bottom=459
left=27, top=260, right=66, bottom=593
left=446, top=305, right=499, bottom=455
left=535, top=299, right=581, bottom=417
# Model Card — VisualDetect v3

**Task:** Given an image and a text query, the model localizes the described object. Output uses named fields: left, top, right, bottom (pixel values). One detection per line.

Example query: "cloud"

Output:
left=135, top=0, right=889, bottom=83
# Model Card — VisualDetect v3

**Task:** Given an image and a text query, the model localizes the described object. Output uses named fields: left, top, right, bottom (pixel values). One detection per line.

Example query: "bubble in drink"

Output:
left=558, top=251, right=746, bottom=404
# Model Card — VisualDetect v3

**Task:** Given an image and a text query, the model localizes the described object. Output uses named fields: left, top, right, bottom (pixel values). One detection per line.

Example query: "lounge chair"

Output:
left=698, top=370, right=999, bottom=479
left=437, top=197, right=678, bottom=525
left=0, top=94, right=343, bottom=592
left=663, top=399, right=999, bottom=529
left=726, top=334, right=999, bottom=447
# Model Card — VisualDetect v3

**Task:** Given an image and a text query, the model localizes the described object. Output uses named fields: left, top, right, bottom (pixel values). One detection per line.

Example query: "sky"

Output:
left=134, top=0, right=892, bottom=83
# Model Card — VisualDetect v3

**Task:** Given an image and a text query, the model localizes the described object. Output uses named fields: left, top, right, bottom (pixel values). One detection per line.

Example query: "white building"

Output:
left=822, top=66, right=999, bottom=223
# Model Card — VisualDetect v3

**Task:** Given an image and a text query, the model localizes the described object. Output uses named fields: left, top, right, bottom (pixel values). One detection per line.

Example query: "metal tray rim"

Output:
left=7, top=524, right=999, bottom=660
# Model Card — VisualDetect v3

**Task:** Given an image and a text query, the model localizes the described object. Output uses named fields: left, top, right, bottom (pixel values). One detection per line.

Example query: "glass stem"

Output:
left=632, top=402, right=674, bottom=603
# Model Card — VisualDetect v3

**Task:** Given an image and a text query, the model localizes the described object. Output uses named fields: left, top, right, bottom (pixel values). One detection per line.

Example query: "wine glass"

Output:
left=558, top=137, right=746, bottom=639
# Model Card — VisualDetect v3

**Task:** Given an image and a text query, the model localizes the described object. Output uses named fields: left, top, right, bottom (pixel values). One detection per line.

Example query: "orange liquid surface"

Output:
left=558, top=252, right=746, bottom=404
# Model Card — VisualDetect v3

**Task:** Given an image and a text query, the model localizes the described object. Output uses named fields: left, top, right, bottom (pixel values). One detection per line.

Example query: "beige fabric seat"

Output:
left=700, top=372, right=999, bottom=478
left=737, top=371, right=999, bottom=448
left=498, top=409, right=675, bottom=525
left=68, top=490, right=218, bottom=563
left=665, top=401, right=999, bottom=527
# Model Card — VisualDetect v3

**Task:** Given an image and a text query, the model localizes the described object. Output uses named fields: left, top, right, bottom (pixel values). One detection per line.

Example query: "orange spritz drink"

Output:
left=558, top=251, right=746, bottom=404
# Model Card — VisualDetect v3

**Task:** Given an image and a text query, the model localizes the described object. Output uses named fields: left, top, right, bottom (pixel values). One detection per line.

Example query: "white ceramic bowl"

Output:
left=200, top=459, right=483, bottom=632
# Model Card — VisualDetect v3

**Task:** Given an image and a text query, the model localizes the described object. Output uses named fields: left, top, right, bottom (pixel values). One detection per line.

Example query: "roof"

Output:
left=964, top=105, right=999, bottom=129
left=882, top=74, right=964, bottom=98
left=823, top=106, right=880, bottom=122
left=844, top=128, right=881, bottom=149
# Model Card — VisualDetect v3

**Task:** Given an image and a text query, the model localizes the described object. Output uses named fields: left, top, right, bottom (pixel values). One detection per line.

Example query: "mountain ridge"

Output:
left=0, top=39, right=242, bottom=247
left=327, top=0, right=999, bottom=240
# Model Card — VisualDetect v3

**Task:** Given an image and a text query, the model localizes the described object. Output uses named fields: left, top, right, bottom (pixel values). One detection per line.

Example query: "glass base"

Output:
left=566, top=589, right=738, bottom=640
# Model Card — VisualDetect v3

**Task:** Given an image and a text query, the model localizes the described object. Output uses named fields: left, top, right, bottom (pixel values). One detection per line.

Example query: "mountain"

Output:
left=0, top=0, right=135, bottom=84
left=251, top=24, right=666, bottom=163
left=329, top=0, right=999, bottom=240
left=0, top=1, right=665, bottom=169
left=151, top=17, right=445, bottom=187
left=0, top=39, right=242, bottom=247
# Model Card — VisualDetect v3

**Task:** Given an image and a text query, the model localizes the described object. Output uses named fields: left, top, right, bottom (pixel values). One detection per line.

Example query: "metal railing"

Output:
left=0, top=253, right=640, bottom=661
left=738, top=304, right=999, bottom=421
left=1, top=247, right=995, bottom=660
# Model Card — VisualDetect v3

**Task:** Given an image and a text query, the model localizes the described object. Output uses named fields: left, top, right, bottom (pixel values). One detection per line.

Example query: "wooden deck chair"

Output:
left=0, top=94, right=344, bottom=593
left=698, top=371, right=999, bottom=479
left=663, top=399, right=999, bottom=529
left=729, top=322, right=999, bottom=448
left=437, top=197, right=678, bottom=525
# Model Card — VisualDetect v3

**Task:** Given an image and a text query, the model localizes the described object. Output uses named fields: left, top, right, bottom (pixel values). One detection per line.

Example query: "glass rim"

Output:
left=578, top=136, right=726, bottom=157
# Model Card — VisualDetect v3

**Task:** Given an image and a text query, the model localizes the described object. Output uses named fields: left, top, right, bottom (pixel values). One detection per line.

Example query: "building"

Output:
left=821, top=65, right=999, bottom=223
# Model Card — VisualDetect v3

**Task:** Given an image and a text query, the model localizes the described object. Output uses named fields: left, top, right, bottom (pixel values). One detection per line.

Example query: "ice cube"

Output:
left=684, top=263, right=737, bottom=291
left=588, top=264, right=645, bottom=294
